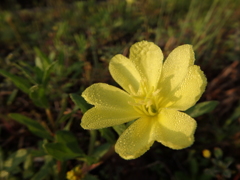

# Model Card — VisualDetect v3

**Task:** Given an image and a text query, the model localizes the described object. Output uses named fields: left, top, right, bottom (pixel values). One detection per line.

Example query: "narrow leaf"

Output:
left=9, top=113, right=53, bottom=140
left=42, top=61, right=57, bottom=87
left=43, top=142, right=84, bottom=161
left=74, top=34, right=87, bottom=54
left=0, top=69, right=31, bottom=94
left=55, top=130, right=79, bottom=144
left=99, top=128, right=116, bottom=144
left=185, top=101, right=219, bottom=118
left=92, top=143, right=112, bottom=160
left=34, top=47, right=51, bottom=70
left=70, top=93, right=92, bottom=113
left=13, top=63, right=37, bottom=84
left=29, top=85, right=49, bottom=108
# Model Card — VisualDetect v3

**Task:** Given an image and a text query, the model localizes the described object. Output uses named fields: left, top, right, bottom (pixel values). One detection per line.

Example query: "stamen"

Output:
left=128, top=79, right=161, bottom=117
left=153, top=89, right=160, bottom=96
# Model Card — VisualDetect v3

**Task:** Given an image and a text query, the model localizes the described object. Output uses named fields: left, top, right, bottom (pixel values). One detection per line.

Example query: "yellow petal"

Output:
left=155, top=109, right=196, bottom=149
left=109, top=54, right=141, bottom=93
left=168, top=65, right=207, bottom=110
left=81, top=83, right=139, bottom=129
left=115, top=117, right=155, bottom=159
left=159, top=45, right=195, bottom=97
left=82, top=83, right=133, bottom=108
left=81, top=107, right=139, bottom=129
left=129, top=41, right=163, bottom=88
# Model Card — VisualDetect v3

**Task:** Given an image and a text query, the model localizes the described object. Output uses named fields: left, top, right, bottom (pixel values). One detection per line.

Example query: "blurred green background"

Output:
left=0, top=0, right=240, bottom=179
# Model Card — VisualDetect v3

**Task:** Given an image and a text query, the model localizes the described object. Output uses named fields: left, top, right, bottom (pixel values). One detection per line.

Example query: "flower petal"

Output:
left=159, top=45, right=195, bottom=96
left=168, top=65, right=207, bottom=110
left=109, top=54, right=141, bottom=93
left=155, top=109, right=196, bottom=149
left=115, top=117, right=155, bottom=159
left=82, top=83, right=133, bottom=108
left=129, top=41, right=163, bottom=88
left=81, top=107, right=139, bottom=129
left=81, top=83, right=140, bottom=129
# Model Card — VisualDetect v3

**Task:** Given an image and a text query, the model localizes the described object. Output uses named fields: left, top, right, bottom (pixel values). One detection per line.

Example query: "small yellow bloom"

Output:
left=66, top=166, right=83, bottom=180
left=81, top=41, right=207, bottom=159
left=202, top=149, right=211, bottom=158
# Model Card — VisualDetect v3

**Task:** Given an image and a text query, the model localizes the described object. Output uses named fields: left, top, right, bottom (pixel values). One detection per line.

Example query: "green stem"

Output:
left=45, top=108, right=55, bottom=131
left=88, top=130, right=97, bottom=155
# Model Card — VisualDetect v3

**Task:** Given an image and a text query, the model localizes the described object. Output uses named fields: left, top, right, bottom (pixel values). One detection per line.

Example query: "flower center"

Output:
left=129, top=80, right=161, bottom=116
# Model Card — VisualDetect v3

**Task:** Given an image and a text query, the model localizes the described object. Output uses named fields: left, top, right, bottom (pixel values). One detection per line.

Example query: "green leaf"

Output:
left=29, top=85, right=49, bottom=108
left=3, top=149, right=28, bottom=172
left=7, top=89, right=18, bottom=105
left=0, top=69, right=31, bottom=94
left=43, top=130, right=85, bottom=161
left=224, top=105, right=240, bottom=127
left=9, top=113, right=53, bottom=141
left=23, top=154, right=32, bottom=170
left=54, top=51, right=64, bottom=76
left=70, top=93, right=92, bottom=113
left=56, top=22, right=68, bottom=39
left=58, top=113, right=72, bottom=123
left=34, top=66, right=44, bottom=84
left=99, top=128, right=116, bottom=144
left=42, top=61, right=57, bottom=87
left=55, top=130, right=79, bottom=144
left=34, top=47, right=51, bottom=70
left=30, top=141, right=47, bottom=157
left=185, top=101, right=219, bottom=118
left=214, top=147, right=223, bottom=159
left=43, top=142, right=84, bottom=161
left=74, top=34, right=87, bottom=54
left=13, top=63, right=37, bottom=84
left=31, top=156, right=55, bottom=180
left=35, top=57, right=44, bottom=71
left=23, top=154, right=34, bottom=179
left=92, top=143, right=112, bottom=160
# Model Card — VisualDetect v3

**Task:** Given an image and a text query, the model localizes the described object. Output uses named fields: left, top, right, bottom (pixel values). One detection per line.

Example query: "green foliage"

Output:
left=43, top=130, right=85, bottom=161
left=9, top=113, right=53, bottom=141
left=44, top=142, right=83, bottom=161
left=91, top=143, right=112, bottom=161
left=99, top=128, right=116, bottom=145
left=31, top=156, right=55, bottom=180
left=204, top=148, right=234, bottom=178
left=70, top=93, right=93, bottom=113
left=185, top=101, right=219, bottom=118
left=29, top=85, right=49, bottom=108
left=0, top=69, right=31, bottom=94
left=0, top=148, right=35, bottom=180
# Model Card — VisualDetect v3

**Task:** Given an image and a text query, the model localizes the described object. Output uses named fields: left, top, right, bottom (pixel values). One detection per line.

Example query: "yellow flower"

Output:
left=202, top=149, right=211, bottom=158
left=81, top=41, right=207, bottom=160
left=66, top=166, right=83, bottom=180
